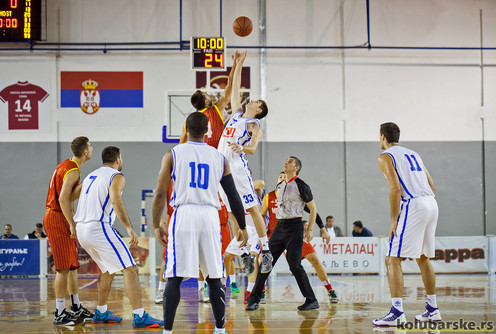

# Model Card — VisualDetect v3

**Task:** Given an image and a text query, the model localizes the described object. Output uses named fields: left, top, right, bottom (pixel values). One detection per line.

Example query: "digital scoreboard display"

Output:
left=0, top=0, right=42, bottom=41
left=191, top=37, right=225, bottom=70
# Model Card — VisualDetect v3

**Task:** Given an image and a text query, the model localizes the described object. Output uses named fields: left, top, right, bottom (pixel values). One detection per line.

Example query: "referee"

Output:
left=246, top=156, right=319, bottom=311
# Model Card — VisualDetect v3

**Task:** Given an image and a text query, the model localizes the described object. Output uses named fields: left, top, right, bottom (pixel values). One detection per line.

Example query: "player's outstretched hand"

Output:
left=305, top=229, right=314, bottom=242
left=321, top=230, right=330, bottom=244
left=128, top=228, right=139, bottom=247
left=238, top=228, right=248, bottom=248
left=154, top=227, right=167, bottom=248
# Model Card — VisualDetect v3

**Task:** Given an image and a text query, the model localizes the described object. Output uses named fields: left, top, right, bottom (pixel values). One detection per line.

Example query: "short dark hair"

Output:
left=353, top=220, right=363, bottom=229
left=35, top=223, right=43, bottom=228
left=255, top=100, right=268, bottom=119
left=71, top=136, right=89, bottom=157
left=290, top=156, right=302, bottom=175
left=190, top=90, right=206, bottom=110
left=5, top=224, right=12, bottom=228
left=380, top=122, right=400, bottom=143
left=102, top=146, right=121, bottom=164
left=186, top=112, right=208, bottom=138
left=326, top=216, right=334, bottom=221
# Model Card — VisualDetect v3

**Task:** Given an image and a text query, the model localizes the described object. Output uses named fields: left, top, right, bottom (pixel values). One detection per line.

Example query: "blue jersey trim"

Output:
left=111, top=225, right=135, bottom=266
left=101, top=221, right=125, bottom=268
left=383, top=152, right=414, bottom=199
left=172, top=208, right=178, bottom=277
left=100, top=194, right=110, bottom=222
left=397, top=199, right=410, bottom=257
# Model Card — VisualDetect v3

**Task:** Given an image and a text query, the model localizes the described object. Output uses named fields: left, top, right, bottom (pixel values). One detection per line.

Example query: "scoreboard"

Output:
left=0, top=0, right=42, bottom=41
left=191, top=37, right=225, bottom=70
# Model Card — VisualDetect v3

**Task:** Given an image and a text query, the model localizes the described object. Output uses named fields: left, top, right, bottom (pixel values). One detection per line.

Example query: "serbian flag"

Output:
left=60, top=71, right=143, bottom=110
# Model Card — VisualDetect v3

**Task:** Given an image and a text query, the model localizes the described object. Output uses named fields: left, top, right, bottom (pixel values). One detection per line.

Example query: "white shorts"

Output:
left=76, top=221, right=136, bottom=274
left=388, top=196, right=438, bottom=259
left=225, top=225, right=261, bottom=256
left=219, top=156, right=259, bottom=211
left=165, top=204, right=224, bottom=279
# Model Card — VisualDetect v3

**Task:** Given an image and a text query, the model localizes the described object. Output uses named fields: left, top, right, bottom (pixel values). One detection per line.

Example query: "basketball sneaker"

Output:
left=70, top=305, right=94, bottom=322
left=414, top=303, right=442, bottom=322
left=199, top=286, right=210, bottom=303
left=132, top=311, right=164, bottom=328
left=230, top=282, right=240, bottom=294
left=53, top=310, right=83, bottom=326
left=241, top=253, right=256, bottom=275
left=260, top=250, right=273, bottom=274
left=328, top=290, right=339, bottom=303
left=155, top=288, right=164, bottom=304
left=372, top=306, right=406, bottom=326
left=92, top=309, right=122, bottom=323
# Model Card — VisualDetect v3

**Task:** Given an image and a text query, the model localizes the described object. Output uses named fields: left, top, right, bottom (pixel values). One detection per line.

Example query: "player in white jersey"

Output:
left=217, top=51, right=273, bottom=275
left=373, top=122, right=441, bottom=327
left=152, top=112, right=248, bottom=334
left=74, top=146, right=164, bottom=329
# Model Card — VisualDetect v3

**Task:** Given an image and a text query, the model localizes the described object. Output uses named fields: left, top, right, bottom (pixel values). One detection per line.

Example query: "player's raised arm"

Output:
left=109, top=174, right=138, bottom=247
left=152, top=151, right=173, bottom=247
left=229, top=50, right=247, bottom=112
left=378, top=154, right=402, bottom=241
left=215, top=51, right=240, bottom=113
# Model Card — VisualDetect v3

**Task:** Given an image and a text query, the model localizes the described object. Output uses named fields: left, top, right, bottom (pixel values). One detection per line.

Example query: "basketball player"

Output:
left=186, top=51, right=244, bottom=148
left=43, top=136, right=94, bottom=326
left=152, top=112, right=248, bottom=334
left=261, top=172, right=339, bottom=304
left=217, top=50, right=273, bottom=275
left=373, top=122, right=441, bottom=326
left=74, top=146, right=163, bottom=328
left=246, top=157, right=320, bottom=311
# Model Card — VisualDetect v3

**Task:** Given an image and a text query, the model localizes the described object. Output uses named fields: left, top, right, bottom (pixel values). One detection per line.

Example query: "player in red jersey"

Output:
left=44, top=136, right=94, bottom=325
left=260, top=172, right=339, bottom=304
left=184, top=51, right=244, bottom=148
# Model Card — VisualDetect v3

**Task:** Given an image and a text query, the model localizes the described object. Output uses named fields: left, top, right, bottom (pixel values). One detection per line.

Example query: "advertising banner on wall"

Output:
left=0, top=79, right=51, bottom=132
left=272, top=237, right=382, bottom=274
left=0, top=240, right=40, bottom=275
left=60, top=71, right=143, bottom=126
left=395, top=236, right=489, bottom=273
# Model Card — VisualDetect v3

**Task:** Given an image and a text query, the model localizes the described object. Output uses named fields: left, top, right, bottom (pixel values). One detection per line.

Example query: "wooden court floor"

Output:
left=0, top=273, right=494, bottom=333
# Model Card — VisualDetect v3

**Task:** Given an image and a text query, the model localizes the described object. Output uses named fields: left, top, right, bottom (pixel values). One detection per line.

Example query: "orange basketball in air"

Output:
left=233, top=16, right=253, bottom=37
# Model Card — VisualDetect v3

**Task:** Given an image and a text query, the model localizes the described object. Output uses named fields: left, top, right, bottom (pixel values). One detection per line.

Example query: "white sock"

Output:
left=392, top=298, right=403, bottom=312
left=427, top=294, right=437, bottom=308
left=159, top=280, right=166, bottom=290
left=221, top=277, right=227, bottom=286
left=214, top=327, right=225, bottom=334
left=229, top=275, right=236, bottom=284
left=198, top=281, right=205, bottom=290
left=247, top=282, right=255, bottom=292
left=133, top=307, right=145, bottom=318
left=96, top=305, right=108, bottom=314
left=70, top=294, right=81, bottom=309
left=56, top=298, right=65, bottom=316
left=259, top=237, right=269, bottom=251
left=163, top=331, right=173, bottom=334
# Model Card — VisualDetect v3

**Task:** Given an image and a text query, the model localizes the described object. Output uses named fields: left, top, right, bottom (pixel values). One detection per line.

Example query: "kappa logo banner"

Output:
left=59, top=71, right=144, bottom=126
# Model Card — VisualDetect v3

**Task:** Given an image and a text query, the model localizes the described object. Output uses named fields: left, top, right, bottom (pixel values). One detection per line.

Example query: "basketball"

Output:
left=233, top=16, right=253, bottom=37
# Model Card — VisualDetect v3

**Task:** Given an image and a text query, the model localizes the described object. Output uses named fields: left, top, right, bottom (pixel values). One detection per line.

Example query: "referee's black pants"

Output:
left=248, top=218, right=317, bottom=303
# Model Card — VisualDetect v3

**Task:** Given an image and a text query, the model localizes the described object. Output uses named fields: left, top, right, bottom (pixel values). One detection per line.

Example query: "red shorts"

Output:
left=43, top=210, right=79, bottom=271
left=162, top=215, right=172, bottom=260
left=301, top=240, right=315, bottom=259
left=220, top=222, right=231, bottom=254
